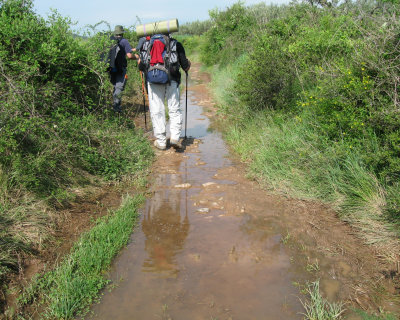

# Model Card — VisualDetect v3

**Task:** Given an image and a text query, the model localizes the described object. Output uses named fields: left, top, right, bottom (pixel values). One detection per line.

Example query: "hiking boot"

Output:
left=153, top=140, right=166, bottom=150
left=170, top=139, right=183, bottom=149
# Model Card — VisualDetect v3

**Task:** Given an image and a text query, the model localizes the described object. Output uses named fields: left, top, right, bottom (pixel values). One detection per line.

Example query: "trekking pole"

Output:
left=184, top=71, right=188, bottom=140
left=140, top=71, right=147, bottom=130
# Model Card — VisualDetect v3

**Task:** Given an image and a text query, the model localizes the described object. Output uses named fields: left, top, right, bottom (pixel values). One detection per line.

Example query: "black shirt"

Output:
left=173, top=41, right=190, bottom=84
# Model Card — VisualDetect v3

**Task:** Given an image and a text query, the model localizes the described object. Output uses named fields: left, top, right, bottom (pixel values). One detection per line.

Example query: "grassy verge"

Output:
left=182, top=1, right=400, bottom=318
left=0, top=1, right=153, bottom=305
left=192, top=0, right=400, bottom=251
left=300, top=281, right=397, bottom=320
left=15, top=194, right=144, bottom=319
left=0, top=1, right=155, bottom=317
left=197, top=31, right=399, bottom=320
left=208, top=58, right=399, bottom=256
left=0, top=112, right=153, bottom=277
left=1, top=90, right=154, bottom=318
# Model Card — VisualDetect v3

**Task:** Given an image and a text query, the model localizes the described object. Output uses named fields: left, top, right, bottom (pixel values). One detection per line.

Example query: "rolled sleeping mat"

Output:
left=136, top=19, right=179, bottom=37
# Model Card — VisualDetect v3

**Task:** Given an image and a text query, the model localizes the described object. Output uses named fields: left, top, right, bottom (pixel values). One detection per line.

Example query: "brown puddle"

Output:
left=89, top=66, right=400, bottom=319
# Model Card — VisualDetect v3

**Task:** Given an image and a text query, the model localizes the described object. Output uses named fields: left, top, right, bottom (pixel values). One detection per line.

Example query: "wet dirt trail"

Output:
left=89, top=65, right=400, bottom=319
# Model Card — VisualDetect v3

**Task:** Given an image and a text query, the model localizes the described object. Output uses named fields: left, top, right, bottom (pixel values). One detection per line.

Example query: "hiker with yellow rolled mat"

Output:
left=137, top=19, right=191, bottom=150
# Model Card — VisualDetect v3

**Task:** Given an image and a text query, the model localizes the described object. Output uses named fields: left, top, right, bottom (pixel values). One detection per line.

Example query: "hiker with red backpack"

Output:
left=138, top=33, right=191, bottom=150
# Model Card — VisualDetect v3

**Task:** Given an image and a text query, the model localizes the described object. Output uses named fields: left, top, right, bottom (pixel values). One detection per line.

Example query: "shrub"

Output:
left=178, top=20, right=213, bottom=36
left=0, top=0, right=153, bottom=295
left=199, top=0, right=400, bottom=226
left=0, top=0, right=118, bottom=196
left=234, top=34, right=298, bottom=111
left=200, top=2, right=256, bottom=66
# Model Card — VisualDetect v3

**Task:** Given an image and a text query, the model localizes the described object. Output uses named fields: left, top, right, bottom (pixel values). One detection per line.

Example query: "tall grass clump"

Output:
left=301, top=280, right=345, bottom=320
left=198, top=0, right=400, bottom=247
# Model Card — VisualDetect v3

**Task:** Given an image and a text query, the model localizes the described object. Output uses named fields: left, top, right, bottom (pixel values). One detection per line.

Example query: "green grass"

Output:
left=0, top=2, right=154, bottom=316
left=298, top=280, right=397, bottom=320
left=193, top=0, right=400, bottom=250
left=18, top=194, right=145, bottom=319
left=226, top=110, right=396, bottom=246
left=206, top=42, right=400, bottom=320
left=209, top=61, right=397, bottom=247
left=355, top=309, right=398, bottom=320
left=300, top=280, right=345, bottom=320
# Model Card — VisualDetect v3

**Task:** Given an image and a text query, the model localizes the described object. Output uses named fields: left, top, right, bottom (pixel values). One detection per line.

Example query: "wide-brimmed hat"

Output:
left=113, top=25, right=125, bottom=35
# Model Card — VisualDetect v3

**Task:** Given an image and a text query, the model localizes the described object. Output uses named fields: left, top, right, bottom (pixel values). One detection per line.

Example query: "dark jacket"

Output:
left=171, top=41, right=190, bottom=84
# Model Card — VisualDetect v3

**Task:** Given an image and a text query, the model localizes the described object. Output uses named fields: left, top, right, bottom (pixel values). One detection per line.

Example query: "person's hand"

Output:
left=184, top=61, right=191, bottom=73
left=126, top=52, right=135, bottom=60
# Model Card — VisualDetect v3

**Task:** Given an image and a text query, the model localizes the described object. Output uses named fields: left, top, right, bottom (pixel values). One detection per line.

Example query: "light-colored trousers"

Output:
left=147, top=81, right=182, bottom=147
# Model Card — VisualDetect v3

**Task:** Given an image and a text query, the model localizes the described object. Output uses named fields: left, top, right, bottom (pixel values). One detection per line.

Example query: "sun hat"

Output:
left=113, top=25, right=125, bottom=35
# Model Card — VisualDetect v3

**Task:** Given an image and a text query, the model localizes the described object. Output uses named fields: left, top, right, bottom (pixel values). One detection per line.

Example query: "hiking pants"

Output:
left=148, top=80, right=182, bottom=147
left=110, top=69, right=127, bottom=112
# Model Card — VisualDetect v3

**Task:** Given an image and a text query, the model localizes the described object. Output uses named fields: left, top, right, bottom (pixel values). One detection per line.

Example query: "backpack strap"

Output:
left=169, top=38, right=179, bottom=65
left=108, top=38, right=122, bottom=72
left=138, top=37, right=150, bottom=73
left=163, top=35, right=171, bottom=84
left=144, top=37, right=154, bottom=67
left=162, top=35, right=171, bottom=69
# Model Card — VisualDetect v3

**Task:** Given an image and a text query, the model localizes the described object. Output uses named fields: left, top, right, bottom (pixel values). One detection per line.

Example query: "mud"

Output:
left=89, top=64, right=400, bottom=319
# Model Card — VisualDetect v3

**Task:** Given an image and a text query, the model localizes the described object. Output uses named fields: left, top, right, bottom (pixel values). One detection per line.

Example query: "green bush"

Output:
left=0, top=0, right=147, bottom=197
left=0, top=0, right=153, bottom=296
left=200, top=2, right=256, bottom=66
left=200, top=0, right=400, bottom=232
left=235, top=34, right=298, bottom=111
left=178, top=20, right=213, bottom=36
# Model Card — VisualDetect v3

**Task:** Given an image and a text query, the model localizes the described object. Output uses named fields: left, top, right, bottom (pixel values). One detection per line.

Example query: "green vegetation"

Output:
left=3, top=0, right=400, bottom=317
left=184, top=1, right=400, bottom=318
left=192, top=1, right=400, bottom=249
left=178, top=20, right=212, bottom=36
left=17, top=195, right=144, bottom=319
left=356, top=309, right=398, bottom=320
left=301, top=280, right=345, bottom=320
left=0, top=0, right=153, bottom=315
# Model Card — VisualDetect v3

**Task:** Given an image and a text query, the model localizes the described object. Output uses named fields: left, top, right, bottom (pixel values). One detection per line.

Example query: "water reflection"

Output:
left=142, top=174, right=189, bottom=276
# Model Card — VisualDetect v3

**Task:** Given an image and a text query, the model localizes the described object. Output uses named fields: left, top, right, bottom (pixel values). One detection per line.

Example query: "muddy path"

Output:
left=88, top=64, right=400, bottom=319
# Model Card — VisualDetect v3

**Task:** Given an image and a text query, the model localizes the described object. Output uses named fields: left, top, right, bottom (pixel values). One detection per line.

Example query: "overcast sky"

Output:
left=32, top=0, right=290, bottom=33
